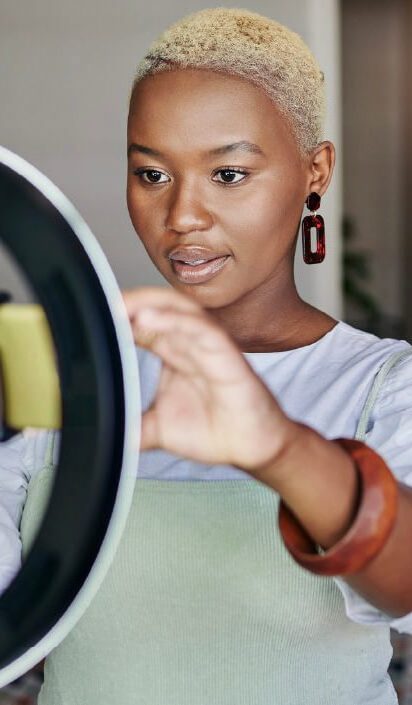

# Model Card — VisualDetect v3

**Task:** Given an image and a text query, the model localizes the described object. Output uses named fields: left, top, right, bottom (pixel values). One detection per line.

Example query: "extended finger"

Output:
left=134, top=307, right=218, bottom=350
left=122, top=286, right=202, bottom=319
left=132, top=307, right=241, bottom=382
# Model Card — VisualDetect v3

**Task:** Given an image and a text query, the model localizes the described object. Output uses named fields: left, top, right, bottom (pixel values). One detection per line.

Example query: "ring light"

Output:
left=0, top=146, right=141, bottom=687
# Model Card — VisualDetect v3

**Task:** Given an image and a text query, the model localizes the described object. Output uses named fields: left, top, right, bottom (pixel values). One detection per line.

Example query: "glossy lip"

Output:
left=167, top=246, right=229, bottom=263
left=170, top=255, right=231, bottom=284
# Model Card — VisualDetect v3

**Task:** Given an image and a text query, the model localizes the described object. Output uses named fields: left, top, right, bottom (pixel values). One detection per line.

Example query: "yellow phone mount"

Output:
left=0, top=300, right=62, bottom=435
left=0, top=146, right=141, bottom=687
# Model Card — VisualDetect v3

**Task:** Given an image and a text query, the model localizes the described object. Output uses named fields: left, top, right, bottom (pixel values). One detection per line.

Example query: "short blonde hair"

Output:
left=130, top=7, right=326, bottom=156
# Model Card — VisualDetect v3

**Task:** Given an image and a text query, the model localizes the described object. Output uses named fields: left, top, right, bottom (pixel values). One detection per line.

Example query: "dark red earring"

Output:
left=302, top=192, right=325, bottom=264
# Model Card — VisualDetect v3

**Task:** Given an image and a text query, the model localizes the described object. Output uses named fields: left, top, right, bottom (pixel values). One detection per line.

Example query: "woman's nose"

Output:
left=165, top=181, right=213, bottom=234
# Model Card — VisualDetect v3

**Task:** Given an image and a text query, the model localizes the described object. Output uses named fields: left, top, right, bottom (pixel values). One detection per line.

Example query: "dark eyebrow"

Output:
left=127, top=143, right=162, bottom=158
left=127, top=140, right=265, bottom=158
left=207, top=141, right=265, bottom=157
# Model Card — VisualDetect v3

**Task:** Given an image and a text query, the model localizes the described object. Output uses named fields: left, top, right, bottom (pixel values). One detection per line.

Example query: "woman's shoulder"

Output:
left=323, top=322, right=412, bottom=420
left=329, top=320, right=412, bottom=370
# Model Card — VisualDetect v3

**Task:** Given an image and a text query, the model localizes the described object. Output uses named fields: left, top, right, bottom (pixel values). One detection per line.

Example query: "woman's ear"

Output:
left=306, top=141, right=336, bottom=198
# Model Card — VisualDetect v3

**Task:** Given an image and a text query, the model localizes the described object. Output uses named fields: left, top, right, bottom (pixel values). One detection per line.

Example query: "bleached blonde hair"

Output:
left=129, top=7, right=326, bottom=157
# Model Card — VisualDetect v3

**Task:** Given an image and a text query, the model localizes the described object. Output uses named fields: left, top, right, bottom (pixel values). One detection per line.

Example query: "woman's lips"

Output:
left=170, top=255, right=231, bottom=283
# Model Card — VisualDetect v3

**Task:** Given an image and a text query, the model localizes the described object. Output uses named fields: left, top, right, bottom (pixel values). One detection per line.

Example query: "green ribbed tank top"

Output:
left=20, top=349, right=410, bottom=704
left=20, top=473, right=397, bottom=705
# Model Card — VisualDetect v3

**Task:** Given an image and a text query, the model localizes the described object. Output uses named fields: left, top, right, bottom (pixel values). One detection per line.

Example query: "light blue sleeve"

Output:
left=0, top=427, right=59, bottom=596
left=0, top=430, right=32, bottom=595
left=334, top=349, right=412, bottom=634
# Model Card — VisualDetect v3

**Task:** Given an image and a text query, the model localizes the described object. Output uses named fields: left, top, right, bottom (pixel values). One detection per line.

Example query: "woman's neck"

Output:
left=208, top=285, right=338, bottom=353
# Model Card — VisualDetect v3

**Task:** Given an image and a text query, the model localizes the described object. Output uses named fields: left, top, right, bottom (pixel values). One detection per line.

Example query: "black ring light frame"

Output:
left=0, top=147, right=141, bottom=685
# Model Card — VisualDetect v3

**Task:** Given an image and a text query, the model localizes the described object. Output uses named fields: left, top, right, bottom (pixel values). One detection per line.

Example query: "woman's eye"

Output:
left=213, top=169, right=248, bottom=184
left=133, top=168, right=248, bottom=185
left=133, top=169, right=169, bottom=184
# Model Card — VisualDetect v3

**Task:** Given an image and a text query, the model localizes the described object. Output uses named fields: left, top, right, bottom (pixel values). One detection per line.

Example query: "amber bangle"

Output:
left=278, top=438, right=399, bottom=576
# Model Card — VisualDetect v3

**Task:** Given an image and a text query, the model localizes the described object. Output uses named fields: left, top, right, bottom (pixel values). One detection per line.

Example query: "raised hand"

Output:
left=123, top=286, right=295, bottom=474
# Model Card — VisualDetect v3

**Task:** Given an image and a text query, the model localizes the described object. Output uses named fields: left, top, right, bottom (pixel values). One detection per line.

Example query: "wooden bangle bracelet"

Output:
left=278, top=438, right=399, bottom=576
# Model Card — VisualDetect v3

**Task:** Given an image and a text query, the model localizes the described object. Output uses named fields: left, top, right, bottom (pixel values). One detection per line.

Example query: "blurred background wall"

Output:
left=0, top=0, right=343, bottom=318
left=342, top=0, right=412, bottom=342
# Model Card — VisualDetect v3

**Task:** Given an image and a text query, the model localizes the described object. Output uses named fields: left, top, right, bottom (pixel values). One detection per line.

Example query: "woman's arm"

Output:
left=249, top=420, right=412, bottom=618
left=123, top=286, right=412, bottom=620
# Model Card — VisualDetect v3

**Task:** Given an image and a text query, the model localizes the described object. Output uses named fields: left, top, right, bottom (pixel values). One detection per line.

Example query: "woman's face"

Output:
left=127, top=68, right=326, bottom=326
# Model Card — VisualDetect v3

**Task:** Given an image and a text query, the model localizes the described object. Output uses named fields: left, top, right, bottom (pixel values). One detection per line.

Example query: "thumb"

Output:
left=139, top=406, right=160, bottom=451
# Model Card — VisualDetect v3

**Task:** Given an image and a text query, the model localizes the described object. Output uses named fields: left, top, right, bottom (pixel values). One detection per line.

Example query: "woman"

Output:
left=7, top=7, right=412, bottom=704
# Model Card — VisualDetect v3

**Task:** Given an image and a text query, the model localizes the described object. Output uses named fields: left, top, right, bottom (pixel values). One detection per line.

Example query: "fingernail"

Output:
left=136, top=307, right=157, bottom=323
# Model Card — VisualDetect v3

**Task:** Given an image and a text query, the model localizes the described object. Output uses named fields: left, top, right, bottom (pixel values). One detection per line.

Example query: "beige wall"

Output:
left=342, top=0, right=406, bottom=323
left=1, top=0, right=342, bottom=317
left=403, top=0, right=412, bottom=340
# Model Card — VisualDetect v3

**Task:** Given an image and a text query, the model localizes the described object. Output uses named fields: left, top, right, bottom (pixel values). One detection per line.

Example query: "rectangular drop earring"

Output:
left=302, top=191, right=325, bottom=264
